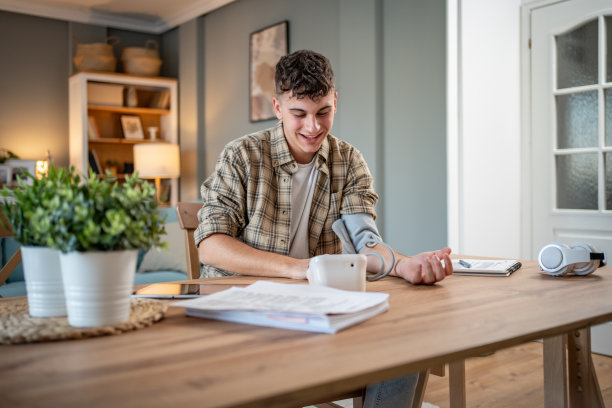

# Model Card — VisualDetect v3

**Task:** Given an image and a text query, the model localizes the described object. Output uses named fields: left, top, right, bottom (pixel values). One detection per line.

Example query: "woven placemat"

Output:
left=0, top=298, right=167, bottom=345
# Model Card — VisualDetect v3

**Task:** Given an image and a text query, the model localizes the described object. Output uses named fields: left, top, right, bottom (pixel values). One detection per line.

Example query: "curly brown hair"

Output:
left=275, top=50, right=335, bottom=101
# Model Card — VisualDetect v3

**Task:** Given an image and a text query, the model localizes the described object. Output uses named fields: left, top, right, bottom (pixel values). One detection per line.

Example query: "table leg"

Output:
left=449, top=360, right=466, bottom=408
left=543, top=334, right=568, bottom=408
left=567, top=328, right=604, bottom=408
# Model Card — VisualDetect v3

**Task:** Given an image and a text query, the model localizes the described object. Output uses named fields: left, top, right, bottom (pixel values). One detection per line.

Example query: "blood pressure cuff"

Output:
left=332, top=213, right=382, bottom=254
left=332, top=214, right=394, bottom=280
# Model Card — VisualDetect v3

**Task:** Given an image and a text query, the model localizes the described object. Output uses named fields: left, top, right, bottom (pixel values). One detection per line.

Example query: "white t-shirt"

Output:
left=288, top=158, right=318, bottom=259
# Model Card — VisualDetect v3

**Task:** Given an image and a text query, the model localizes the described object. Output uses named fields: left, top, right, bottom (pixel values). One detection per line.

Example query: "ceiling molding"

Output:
left=0, top=0, right=235, bottom=33
left=162, top=0, right=235, bottom=32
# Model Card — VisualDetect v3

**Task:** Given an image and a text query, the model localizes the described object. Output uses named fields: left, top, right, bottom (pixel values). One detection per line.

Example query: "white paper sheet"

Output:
left=172, top=281, right=388, bottom=315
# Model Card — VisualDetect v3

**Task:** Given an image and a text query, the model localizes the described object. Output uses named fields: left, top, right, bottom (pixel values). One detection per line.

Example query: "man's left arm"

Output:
left=335, top=214, right=453, bottom=284
left=337, top=148, right=453, bottom=284
left=363, top=243, right=453, bottom=284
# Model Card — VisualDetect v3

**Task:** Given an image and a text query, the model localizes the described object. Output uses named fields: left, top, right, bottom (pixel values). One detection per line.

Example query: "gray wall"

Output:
left=0, top=10, right=176, bottom=168
left=202, top=0, right=340, bottom=179
left=0, top=10, right=69, bottom=166
left=0, top=0, right=447, bottom=255
left=383, top=0, right=447, bottom=253
left=200, top=0, right=447, bottom=254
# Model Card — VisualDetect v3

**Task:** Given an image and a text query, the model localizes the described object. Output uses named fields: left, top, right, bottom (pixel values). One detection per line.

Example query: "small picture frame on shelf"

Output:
left=0, top=165, right=12, bottom=187
left=5, top=159, right=36, bottom=186
left=120, top=115, right=144, bottom=140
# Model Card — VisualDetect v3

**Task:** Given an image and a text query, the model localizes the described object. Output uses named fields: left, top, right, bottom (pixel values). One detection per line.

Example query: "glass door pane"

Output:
left=556, top=19, right=598, bottom=89
left=556, top=91, right=598, bottom=148
left=556, top=154, right=598, bottom=209
left=607, top=153, right=612, bottom=209
left=607, top=89, right=612, bottom=146
left=607, top=16, right=612, bottom=83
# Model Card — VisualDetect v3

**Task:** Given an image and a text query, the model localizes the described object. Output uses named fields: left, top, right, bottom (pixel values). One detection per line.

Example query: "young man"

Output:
left=195, top=49, right=454, bottom=407
left=195, top=49, right=453, bottom=284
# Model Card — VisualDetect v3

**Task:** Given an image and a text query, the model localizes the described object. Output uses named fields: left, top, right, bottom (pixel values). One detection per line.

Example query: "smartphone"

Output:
left=132, top=283, right=245, bottom=299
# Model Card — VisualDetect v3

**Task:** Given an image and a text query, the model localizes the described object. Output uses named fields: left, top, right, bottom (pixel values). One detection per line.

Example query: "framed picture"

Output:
left=120, top=115, right=145, bottom=140
left=0, top=165, right=12, bottom=187
left=249, top=21, right=288, bottom=122
left=5, top=159, right=36, bottom=186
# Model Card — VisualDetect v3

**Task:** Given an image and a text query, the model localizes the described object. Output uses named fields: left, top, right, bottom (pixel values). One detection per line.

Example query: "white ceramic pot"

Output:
left=21, top=246, right=66, bottom=317
left=60, top=249, right=137, bottom=327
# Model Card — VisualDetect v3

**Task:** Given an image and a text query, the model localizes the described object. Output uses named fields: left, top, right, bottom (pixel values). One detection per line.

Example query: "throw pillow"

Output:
left=137, top=222, right=187, bottom=273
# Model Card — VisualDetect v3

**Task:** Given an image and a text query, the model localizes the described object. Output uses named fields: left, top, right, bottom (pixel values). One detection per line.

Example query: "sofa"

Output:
left=0, top=206, right=188, bottom=298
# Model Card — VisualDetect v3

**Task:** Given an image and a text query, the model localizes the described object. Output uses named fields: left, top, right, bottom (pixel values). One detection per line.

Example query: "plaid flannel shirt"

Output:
left=194, top=121, right=378, bottom=277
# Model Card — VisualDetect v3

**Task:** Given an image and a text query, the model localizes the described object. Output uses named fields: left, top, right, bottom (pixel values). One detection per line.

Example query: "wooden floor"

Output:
left=424, top=341, right=612, bottom=408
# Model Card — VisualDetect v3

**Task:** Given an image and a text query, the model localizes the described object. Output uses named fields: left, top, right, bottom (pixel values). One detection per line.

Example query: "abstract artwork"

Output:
left=249, top=21, right=288, bottom=122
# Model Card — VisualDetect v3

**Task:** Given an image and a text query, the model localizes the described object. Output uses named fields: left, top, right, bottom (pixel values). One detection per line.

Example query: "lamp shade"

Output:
left=133, top=143, right=180, bottom=178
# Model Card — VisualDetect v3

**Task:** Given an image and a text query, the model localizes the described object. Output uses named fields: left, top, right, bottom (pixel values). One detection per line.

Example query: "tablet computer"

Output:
left=132, top=283, right=247, bottom=298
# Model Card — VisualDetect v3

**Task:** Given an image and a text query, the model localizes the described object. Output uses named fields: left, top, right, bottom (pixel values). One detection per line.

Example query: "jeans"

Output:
left=363, top=374, right=418, bottom=408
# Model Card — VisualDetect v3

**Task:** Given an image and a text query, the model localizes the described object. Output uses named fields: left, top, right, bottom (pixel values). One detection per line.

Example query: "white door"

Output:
left=531, top=0, right=612, bottom=356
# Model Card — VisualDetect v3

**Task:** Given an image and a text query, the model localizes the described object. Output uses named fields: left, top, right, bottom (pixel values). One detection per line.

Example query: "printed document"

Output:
left=172, top=281, right=389, bottom=334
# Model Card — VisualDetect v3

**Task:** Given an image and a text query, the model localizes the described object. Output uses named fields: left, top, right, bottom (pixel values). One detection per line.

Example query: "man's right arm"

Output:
left=198, top=233, right=309, bottom=280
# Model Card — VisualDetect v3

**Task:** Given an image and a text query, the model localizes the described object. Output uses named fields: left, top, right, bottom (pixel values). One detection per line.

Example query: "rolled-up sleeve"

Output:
left=194, top=145, right=247, bottom=246
left=339, top=146, right=378, bottom=218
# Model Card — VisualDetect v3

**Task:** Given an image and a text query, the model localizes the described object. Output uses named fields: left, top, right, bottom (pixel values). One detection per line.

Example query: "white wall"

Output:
left=448, top=0, right=522, bottom=258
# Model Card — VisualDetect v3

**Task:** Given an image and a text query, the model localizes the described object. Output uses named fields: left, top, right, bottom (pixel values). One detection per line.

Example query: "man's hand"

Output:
left=393, top=247, right=453, bottom=284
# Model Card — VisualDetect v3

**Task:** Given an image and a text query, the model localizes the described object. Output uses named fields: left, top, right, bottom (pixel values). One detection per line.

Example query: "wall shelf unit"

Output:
left=69, top=72, right=178, bottom=206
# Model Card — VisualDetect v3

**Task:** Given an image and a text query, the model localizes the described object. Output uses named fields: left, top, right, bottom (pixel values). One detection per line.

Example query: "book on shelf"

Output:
left=88, top=150, right=101, bottom=174
left=87, top=115, right=100, bottom=139
left=452, top=259, right=522, bottom=277
left=172, top=281, right=389, bottom=334
left=150, top=91, right=170, bottom=109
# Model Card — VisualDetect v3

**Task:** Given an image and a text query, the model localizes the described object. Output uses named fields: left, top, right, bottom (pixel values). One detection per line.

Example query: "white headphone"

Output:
left=538, top=242, right=606, bottom=276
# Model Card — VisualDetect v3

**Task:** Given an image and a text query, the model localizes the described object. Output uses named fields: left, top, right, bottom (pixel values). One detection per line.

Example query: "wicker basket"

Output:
left=123, top=57, right=162, bottom=76
left=73, top=55, right=117, bottom=72
left=73, top=36, right=119, bottom=73
left=121, top=40, right=162, bottom=76
left=122, top=39, right=159, bottom=59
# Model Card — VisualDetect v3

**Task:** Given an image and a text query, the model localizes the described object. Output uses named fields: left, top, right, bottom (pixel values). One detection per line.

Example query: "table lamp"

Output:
left=133, top=143, right=180, bottom=203
left=35, top=160, right=49, bottom=179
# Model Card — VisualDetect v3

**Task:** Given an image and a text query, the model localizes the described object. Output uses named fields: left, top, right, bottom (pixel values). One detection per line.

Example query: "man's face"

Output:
left=273, top=90, right=337, bottom=164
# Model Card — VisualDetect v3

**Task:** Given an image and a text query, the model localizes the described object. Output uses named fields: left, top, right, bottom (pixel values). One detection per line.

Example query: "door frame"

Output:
left=520, top=0, right=575, bottom=259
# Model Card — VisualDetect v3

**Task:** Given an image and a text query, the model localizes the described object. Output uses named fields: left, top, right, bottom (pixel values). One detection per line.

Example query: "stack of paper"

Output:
left=172, top=281, right=389, bottom=334
left=452, top=259, right=522, bottom=277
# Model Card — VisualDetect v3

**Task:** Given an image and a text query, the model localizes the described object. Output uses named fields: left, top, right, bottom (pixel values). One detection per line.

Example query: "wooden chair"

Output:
left=412, top=362, right=466, bottom=408
left=175, top=202, right=204, bottom=280
left=173, top=202, right=460, bottom=407
left=0, top=212, right=21, bottom=296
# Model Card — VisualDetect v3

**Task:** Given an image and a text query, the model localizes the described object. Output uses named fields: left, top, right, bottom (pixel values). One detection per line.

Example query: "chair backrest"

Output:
left=0, top=210, right=14, bottom=239
left=0, top=212, right=21, bottom=290
left=175, top=202, right=203, bottom=280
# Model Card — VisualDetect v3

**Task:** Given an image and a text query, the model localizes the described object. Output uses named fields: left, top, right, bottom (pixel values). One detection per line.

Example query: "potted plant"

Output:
left=43, top=169, right=166, bottom=327
left=104, top=159, right=120, bottom=176
left=0, top=166, right=73, bottom=317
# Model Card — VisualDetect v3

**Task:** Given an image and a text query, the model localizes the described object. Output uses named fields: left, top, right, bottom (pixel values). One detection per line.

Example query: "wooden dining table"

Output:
left=1, top=260, right=610, bottom=407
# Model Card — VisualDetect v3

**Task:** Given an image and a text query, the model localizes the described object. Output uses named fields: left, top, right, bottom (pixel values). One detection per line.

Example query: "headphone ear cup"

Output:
left=539, top=243, right=571, bottom=276
left=570, top=242, right=599, bottom=275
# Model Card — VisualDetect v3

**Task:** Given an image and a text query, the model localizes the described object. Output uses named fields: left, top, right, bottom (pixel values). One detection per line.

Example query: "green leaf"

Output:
left=1, top=164, right=164, bottom=252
